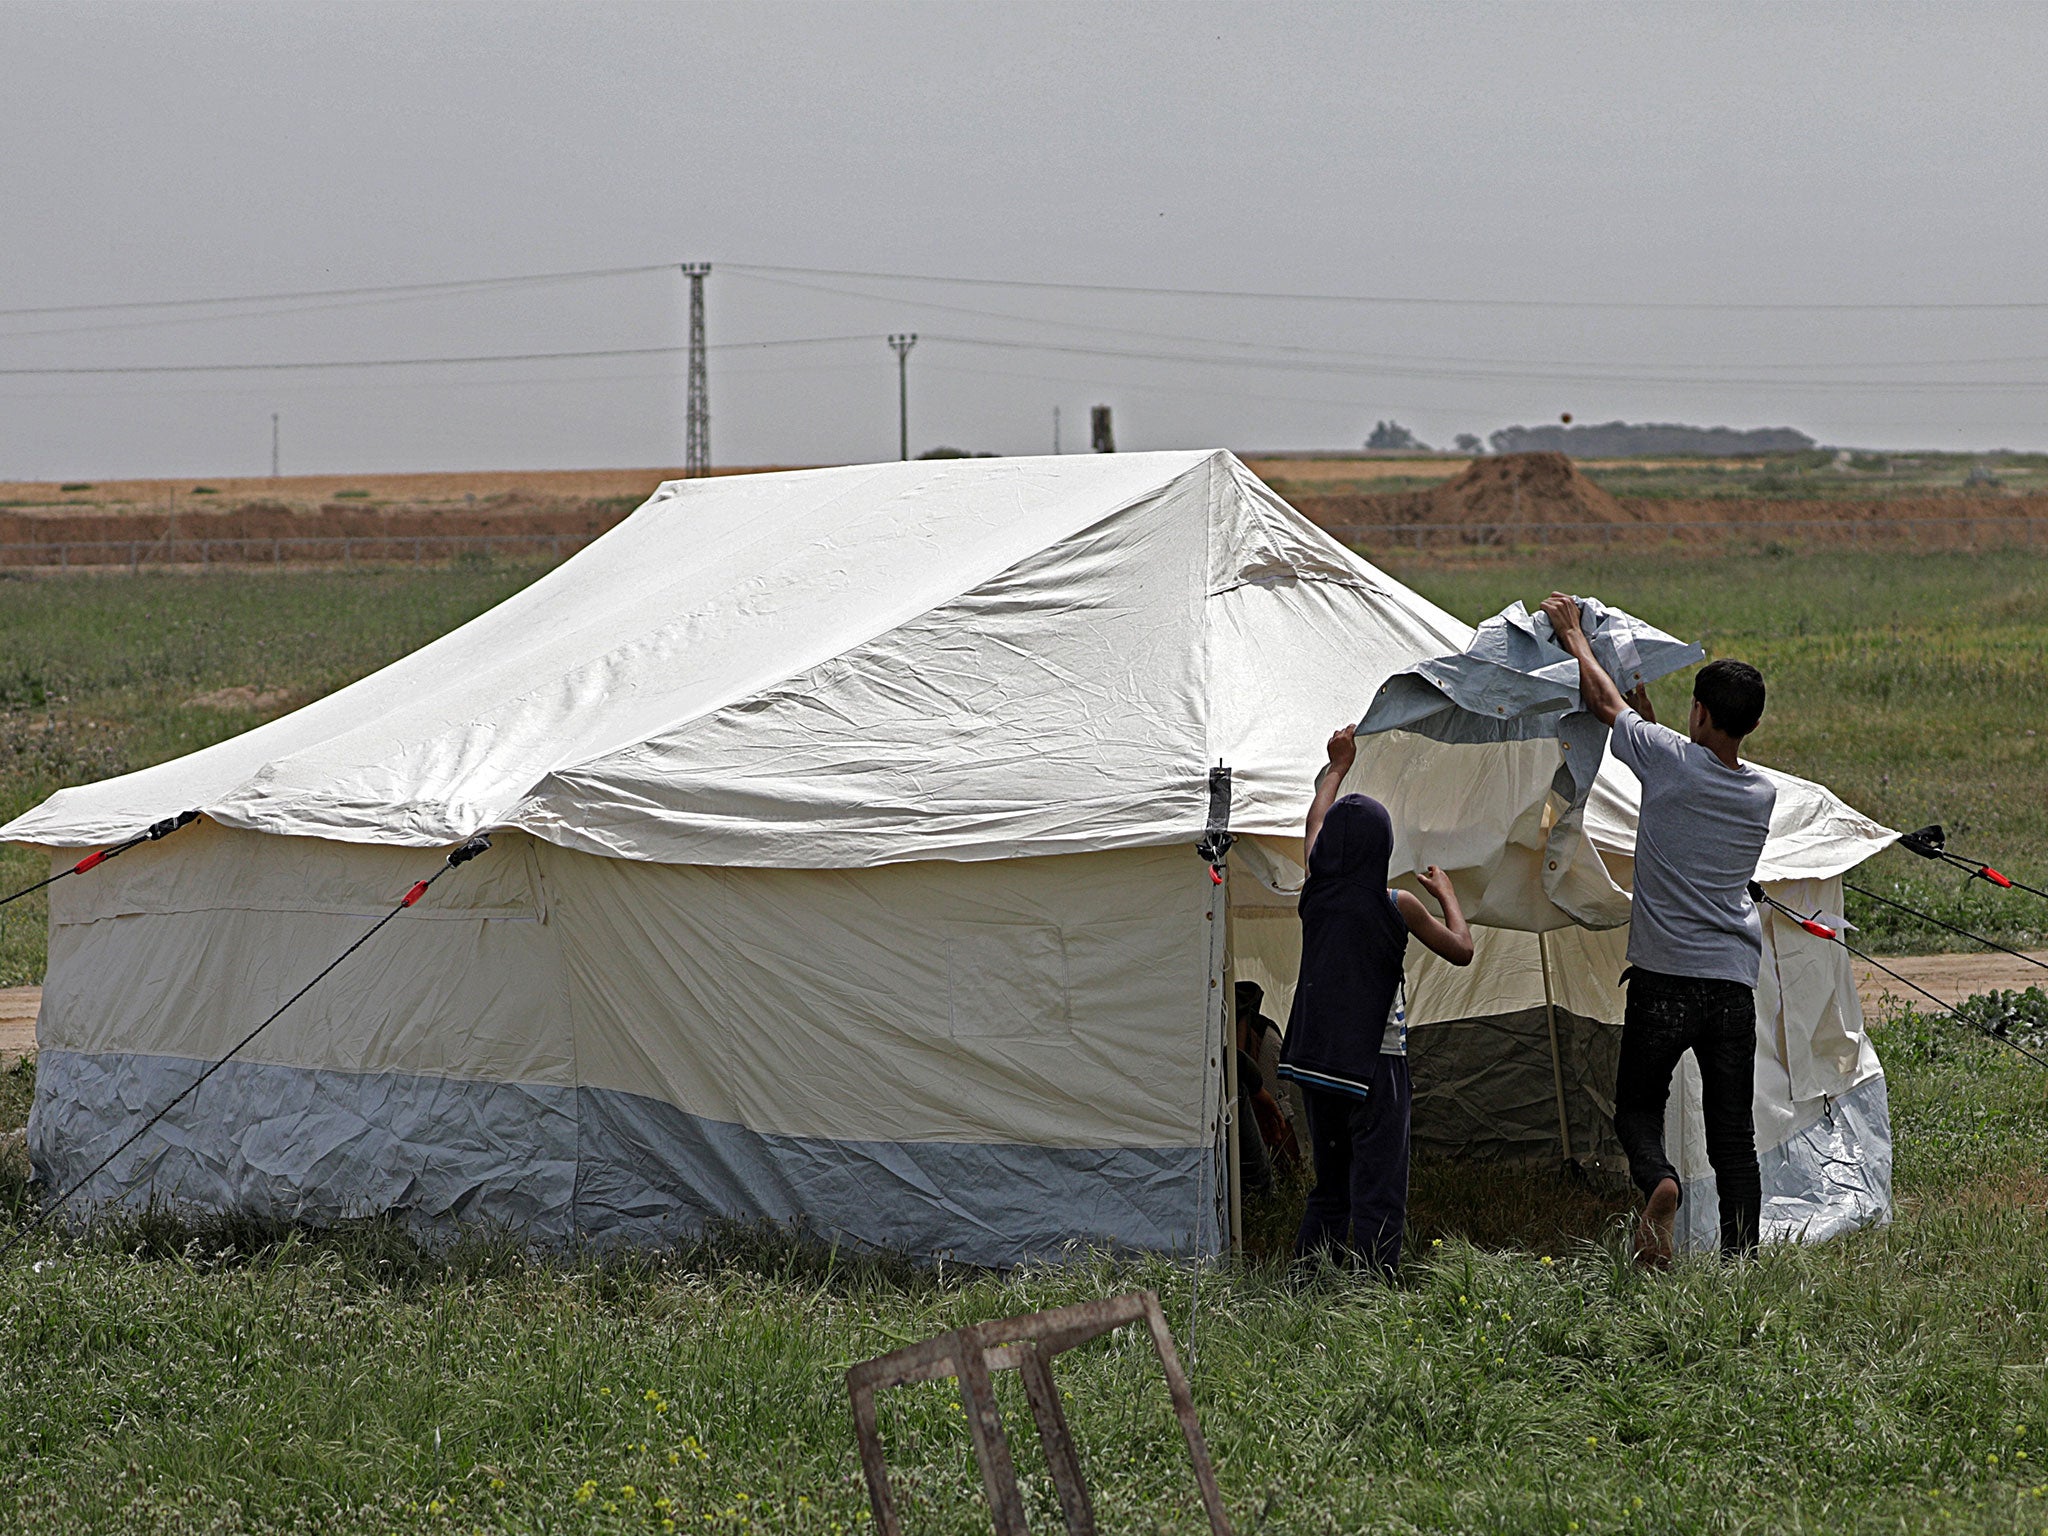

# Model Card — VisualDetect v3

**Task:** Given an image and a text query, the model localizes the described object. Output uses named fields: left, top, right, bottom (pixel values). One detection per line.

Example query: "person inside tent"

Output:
left=1235, top=983, right=1301, bottom=1177
left=1237, top=981, right=1306, bottom=1154
left=1279, top=726, right=1474, bottom=1274
left=1539, top=593, right=1775, bottom=1266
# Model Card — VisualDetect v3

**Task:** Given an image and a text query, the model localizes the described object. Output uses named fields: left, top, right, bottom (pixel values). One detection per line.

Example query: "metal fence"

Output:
left=0, top=532, right=599, bottom=570
left=1333, top=515, right=2048, bottom=552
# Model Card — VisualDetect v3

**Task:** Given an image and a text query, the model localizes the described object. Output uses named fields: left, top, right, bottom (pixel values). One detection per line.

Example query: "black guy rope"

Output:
left=1897, top=824, right=2048, bottom=904
left=0, top=832, right=492, bottom=1263
left=0, top=810, right=201, bottom=910
left=1749, top=882, right=2048, bottom=1072
left=1843, top=881, right=2048, bottom=979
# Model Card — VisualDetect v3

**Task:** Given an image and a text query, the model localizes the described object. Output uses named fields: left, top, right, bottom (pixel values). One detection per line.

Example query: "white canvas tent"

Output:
left=3, top=451, right=1895, bottom=1261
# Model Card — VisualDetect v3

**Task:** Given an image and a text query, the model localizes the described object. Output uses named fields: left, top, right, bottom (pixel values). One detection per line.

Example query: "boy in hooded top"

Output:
left=1279, top=726, right=1474, bottom=1274
left=1539, top=593, right=1776, bottom=1266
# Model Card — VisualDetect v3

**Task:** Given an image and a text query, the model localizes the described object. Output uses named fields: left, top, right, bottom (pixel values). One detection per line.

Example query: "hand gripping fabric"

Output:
left=1356, top=598, right=1702, bottom=928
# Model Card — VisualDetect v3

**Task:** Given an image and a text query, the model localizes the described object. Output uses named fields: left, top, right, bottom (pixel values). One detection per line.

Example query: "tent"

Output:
left=3, top=451, right=1894, bottom=1262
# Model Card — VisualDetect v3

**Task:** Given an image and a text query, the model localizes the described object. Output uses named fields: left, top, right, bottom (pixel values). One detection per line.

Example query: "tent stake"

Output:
left=1538, top=930, right=1576, bottom=1166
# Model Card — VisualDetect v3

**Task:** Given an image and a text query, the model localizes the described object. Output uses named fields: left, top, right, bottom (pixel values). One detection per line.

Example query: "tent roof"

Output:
left=2, top=451, right=1473, bottom=865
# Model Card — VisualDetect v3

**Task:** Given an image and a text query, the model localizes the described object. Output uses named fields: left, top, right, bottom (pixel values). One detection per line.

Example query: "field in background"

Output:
left=13, top=453, right=2048, bottom=572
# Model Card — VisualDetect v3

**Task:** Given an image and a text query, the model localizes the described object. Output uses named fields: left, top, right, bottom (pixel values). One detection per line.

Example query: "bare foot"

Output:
left=1634, top=1178, right=1679, bottom=1270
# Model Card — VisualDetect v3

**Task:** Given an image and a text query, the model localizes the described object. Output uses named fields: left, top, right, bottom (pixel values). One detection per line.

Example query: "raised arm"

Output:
left=1304, top=724, right=1357, bottom=858
left=1538, top=591, right=1628, bottom=727
left=1397, top=865, right=1474, bottom=966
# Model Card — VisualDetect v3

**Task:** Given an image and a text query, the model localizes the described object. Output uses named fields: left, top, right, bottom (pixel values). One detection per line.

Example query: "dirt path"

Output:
left=1, top=987, right=36, bottom=1067
left=1853, top=950, right=2048, bottom=1016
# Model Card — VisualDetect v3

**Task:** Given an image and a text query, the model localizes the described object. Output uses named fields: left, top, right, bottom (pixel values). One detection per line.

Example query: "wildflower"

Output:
left=1501, top=1312, right=1512, bottom=1321
left=1431, top=1239, right=1443, bottom=1249
left=1540, top=1256, right=1554, bottom=1266
left=656, top=1498, right=672, bottom=1511
left=1495, top=1356, right=1505, bottom=1365
left=489, top=1478, right=504, bottom=1491
left=622, top=1485, right=638, bottom=1499
left=600, top=1387, right=612, bottom=1397
left=657, top=1402, right=670, bottom=1413
left=646, top=1389, right=660, bottom=1402
left=1458, top=1295, right=1467, bottom=1305
left=1989, top=1455, right=2000, bottom=1468
left=603, top=1501, right=618, bottom=1514
left=575, top=1480, right=598, bottom=1505
left=427, top=1501, right=445, bottom=1516
left=1632, top=1497, right=1643, bottom=1510
left=1586, top=1436, right=1599, bottom=1449
left=669, top=1452, right=682, bottom=1466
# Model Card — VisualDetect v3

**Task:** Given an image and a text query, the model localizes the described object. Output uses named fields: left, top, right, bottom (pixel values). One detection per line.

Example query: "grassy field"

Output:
left=1, top=553, right=2046, bottom=1531
left=0, top=1005, right=2042, bottom=1534
left=0, top=565, right=549, bottom=986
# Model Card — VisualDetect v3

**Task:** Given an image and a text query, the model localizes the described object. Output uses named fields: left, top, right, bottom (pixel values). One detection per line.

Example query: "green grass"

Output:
left=1, top=558, right=2046, bottom=1530
left=0, top=565, right=549, bottom=986
left=1379, top=549, right=2048, bottom=955
left=0, top=1002, right=2042, bottom=1534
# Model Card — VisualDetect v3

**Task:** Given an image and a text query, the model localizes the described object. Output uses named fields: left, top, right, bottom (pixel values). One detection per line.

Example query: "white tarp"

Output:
left=1, top=452, right=1469, bottom=863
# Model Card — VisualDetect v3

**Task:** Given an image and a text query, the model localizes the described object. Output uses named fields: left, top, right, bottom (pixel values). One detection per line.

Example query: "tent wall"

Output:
left=29, top=824, right=1223, bottom=1264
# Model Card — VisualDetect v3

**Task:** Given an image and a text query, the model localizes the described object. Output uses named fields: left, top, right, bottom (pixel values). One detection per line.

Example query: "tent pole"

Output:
left=1217, top=873, right=1242, bottom=1254
left=1538, top=930, right=1576, bottom=1165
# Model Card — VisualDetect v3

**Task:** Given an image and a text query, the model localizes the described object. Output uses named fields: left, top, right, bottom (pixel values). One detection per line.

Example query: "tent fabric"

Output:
left=30, top=825, right=1224, bottom=1261
left=0, top=452, right=1469, bottom=864
left=1353, top=597, right=1891, bottom=929
left=8, top=451, right=1894, bottom=1260
left=30, top=1053, right=1207, bottom=1265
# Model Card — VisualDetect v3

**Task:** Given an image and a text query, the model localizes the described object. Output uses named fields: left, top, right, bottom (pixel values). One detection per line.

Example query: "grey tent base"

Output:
left=1673, top=1073, right=1892, bottom=1252
left=27, top=1050, right=1215, bottom=1268
left=1411, top=1006, right=1625, bottom=1169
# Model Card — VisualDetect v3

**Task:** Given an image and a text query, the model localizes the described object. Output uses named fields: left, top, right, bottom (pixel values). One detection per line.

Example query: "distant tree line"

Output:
left=1487, top=421, right=1818, bottom=456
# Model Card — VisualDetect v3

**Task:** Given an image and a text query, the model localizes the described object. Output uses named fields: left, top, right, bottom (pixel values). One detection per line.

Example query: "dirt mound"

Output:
left=1426, top=452, right=1639, bottom=526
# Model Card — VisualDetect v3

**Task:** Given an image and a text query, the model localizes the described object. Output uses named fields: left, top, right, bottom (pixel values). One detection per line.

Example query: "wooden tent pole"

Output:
left=1538, top=930, right=1576, bottom=1165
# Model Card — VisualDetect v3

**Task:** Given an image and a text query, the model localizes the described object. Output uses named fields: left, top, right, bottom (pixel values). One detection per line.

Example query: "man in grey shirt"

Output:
left=1541, top=593, right=1777, bottom=1264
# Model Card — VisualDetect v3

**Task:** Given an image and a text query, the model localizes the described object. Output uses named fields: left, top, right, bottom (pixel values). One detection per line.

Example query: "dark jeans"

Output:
left=1294, top=1056, right=1410, bottom=1276
left=1613, top=967, right=1762, bottom=1256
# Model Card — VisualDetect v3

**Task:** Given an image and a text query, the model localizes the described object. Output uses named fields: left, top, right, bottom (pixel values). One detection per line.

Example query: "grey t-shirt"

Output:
left=1610, top=706, right=1778, bottom=986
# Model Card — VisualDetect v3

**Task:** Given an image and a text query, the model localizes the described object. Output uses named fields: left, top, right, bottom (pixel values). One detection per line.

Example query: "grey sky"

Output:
left=4, top=0, right=2045, bottom=478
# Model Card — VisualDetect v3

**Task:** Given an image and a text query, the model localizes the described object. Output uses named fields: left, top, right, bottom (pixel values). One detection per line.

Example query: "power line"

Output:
left=0, top=335, right=874, bottom=378
left=0, top=261, right=676, bottom=320
left=914, top=334, right=2048, bottom=394
left=728, top=261, right=2048, bottom=315
left=731, top=269, right=2048, bottom=374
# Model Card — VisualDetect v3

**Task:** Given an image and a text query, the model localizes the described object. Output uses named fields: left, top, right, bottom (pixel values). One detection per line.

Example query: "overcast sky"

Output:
left=4, top=0, right=2046, bottom=479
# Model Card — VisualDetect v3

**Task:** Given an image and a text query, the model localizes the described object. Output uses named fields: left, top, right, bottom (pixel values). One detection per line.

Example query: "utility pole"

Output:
left=888, top=333, right=917, bottom=460
left=682, top=263, right=711, bottom=477
left=1053, top=405, right=1061, bottom=454
left=270, top=413, right=280, bottom=478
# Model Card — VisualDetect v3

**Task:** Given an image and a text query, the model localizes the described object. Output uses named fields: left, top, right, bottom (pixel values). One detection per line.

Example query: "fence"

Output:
left=0, top=532, right=599, bottom=570
left=1328, top=514, right=2048, bottom=553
